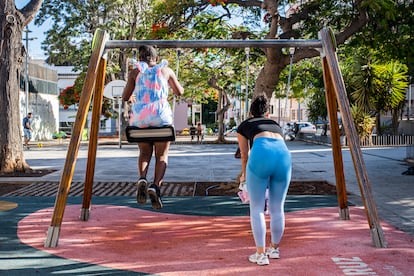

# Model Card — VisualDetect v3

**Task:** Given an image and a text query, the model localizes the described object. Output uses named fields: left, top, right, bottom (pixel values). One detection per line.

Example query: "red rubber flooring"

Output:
left=18, top=205, right=413, bottom=275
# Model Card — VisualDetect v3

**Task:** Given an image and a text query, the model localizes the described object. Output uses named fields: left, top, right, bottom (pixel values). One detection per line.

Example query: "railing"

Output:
left=299, top=133, right=414, bottom=148
left=353, top=135, right=414, bottom=147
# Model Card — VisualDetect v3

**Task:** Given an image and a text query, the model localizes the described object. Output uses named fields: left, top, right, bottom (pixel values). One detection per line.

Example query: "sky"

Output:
left=16, top=0, right=48, bottom=59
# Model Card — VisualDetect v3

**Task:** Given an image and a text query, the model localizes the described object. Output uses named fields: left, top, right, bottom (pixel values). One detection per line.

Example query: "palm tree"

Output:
left=374, top=61, right=408, bottom=134
left=347, top=53, right=408, bottom=135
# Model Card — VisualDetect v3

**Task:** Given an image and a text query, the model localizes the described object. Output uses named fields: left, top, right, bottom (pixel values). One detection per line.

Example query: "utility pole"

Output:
left=22, top=27, right=36, bottom=115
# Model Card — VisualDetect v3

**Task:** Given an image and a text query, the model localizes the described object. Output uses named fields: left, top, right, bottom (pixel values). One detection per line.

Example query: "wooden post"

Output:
left=44, top=30, right=109, bottom=248
left=319, top=27, right=386, bottom=248
left=321, top=56, right=349, bottom=220
left=80, top=56, right=108, bottom=221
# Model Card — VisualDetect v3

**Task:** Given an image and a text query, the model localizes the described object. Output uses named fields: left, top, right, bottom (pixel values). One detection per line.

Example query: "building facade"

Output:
left=20, top=60, right=59, bottom=141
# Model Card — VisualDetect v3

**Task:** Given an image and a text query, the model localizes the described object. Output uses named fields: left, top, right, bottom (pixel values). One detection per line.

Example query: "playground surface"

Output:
left=0, top=138, right=413, bottom=275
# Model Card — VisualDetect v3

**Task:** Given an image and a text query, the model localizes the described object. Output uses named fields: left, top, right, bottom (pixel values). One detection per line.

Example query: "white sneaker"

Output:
left=266, top=247, right=280, bottom=259
left=136, top=178, right=148, bottom=204
left=248, top=252, right=269, bottom=265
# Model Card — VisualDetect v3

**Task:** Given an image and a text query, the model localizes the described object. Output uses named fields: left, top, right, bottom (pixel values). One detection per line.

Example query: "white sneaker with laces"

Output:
left=248, top=252, right=269, bottom=265
left=266, top=247, right=280, bottom=259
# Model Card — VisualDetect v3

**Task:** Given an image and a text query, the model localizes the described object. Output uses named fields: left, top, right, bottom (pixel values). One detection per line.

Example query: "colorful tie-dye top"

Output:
left=129, top=60, right=173, bottom=128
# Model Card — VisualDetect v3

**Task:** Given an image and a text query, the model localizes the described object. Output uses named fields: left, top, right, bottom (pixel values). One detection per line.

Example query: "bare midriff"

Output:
left=254, top=131, right=283, bottom=141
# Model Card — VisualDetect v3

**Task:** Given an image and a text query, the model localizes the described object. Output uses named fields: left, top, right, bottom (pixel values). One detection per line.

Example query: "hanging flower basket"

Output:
left=58, top=86, right=80, bottom=110
left=58, top=85, right=116, bottom=119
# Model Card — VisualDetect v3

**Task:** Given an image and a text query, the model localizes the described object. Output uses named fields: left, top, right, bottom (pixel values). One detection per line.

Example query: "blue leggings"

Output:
left=246, top=137, right=292, bottom=247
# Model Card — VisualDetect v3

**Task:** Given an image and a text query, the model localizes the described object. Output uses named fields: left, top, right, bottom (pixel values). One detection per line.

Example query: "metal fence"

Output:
left=300, top=134, right=414, bottom=148
left=354, top=135, right=414, bottom=147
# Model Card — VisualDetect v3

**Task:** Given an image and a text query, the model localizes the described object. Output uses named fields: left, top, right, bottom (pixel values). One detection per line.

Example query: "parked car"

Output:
left=294, top=122, right=316, bottom=134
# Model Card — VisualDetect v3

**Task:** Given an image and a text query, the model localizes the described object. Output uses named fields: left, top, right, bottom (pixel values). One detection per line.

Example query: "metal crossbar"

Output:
left=105, top=39, right=322, bottom=50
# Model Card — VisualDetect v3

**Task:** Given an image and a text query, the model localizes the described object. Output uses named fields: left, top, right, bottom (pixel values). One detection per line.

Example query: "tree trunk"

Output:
left=391, top=108, right=400, bottom=135
left=208, top=76, right=231, bottom=143
left=254, top=60, right=284, bottom=99
left=215, top=88, right=226, bottom=143
left=0, top=0, right=43, bottom=173
left=376, top=112, right=382, bottom=135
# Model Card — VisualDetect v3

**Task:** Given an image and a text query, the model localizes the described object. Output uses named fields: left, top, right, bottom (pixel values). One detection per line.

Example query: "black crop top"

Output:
left=237, top=117, right=283, bottom=147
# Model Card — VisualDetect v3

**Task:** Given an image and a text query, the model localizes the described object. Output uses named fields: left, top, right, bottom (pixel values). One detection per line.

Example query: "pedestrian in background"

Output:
left=196, top=122, right=203, bottom=142
left=189, top=124, right=197, bottom=141
left=23, top=113, right=33, bottom=150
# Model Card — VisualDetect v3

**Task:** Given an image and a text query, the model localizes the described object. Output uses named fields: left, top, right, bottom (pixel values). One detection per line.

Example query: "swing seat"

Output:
left=126, top=125, right=176, bottom=143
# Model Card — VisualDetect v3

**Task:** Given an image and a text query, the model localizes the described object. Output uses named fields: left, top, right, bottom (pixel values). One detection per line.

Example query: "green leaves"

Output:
left=373, top=61, right=408, bottom=109
left=347, top=55, right=408, bottom=114
left=350, top=104, right=376, bottom=139
left=342, top=48, right=409, bottom=135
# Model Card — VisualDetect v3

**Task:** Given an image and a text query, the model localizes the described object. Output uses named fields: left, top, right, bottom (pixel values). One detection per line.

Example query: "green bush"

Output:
left=52, top=131, right=67, bottom=139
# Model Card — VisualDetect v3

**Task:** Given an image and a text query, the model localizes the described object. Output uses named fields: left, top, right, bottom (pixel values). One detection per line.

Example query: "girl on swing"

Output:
left=122, top=45, right=184, bottom=209
left=237, top=94, right=292, bottom=265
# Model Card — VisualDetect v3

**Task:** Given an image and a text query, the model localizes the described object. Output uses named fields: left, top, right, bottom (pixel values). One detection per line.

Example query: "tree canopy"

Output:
left=35, top=0, right=402, bottom=96
left=33, top=0, right=411, bottom=132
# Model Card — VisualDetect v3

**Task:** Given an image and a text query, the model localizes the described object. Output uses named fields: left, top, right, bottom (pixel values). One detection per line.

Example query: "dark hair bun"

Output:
left=250, top=94, right=269, bottom=117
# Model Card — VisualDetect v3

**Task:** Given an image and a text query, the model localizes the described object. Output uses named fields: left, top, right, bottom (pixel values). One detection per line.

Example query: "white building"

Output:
left=20, top=60, right=59, bottom=141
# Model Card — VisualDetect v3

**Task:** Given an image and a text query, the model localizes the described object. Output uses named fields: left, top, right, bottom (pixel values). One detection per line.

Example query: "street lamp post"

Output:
left=278, top=96, right=281, bottom=125
left=298, top=86, right=306, bottom=122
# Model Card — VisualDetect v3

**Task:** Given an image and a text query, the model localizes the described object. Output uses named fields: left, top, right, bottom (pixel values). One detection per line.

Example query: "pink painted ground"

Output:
left=18, top=205, right=413, bottom=275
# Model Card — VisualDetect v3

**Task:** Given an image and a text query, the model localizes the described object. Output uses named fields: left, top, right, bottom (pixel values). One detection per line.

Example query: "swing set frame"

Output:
left=43, top=27, right=386, bottom=249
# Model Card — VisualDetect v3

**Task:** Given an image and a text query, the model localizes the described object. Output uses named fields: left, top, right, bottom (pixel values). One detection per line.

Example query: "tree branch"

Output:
left=226, top=0, right=262, bottom=8
left=335, top=4, right=368, bottom=45
left=20, top=0, right=43, bottom=26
